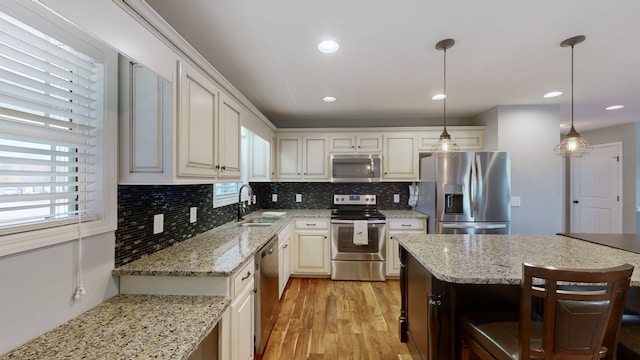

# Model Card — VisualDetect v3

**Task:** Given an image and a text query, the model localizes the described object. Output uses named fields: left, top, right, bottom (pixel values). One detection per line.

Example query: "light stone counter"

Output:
left=113, top=209, right=330, bottom=278
left=396, top=233, right=640, bottom=286
left=0, top=294, right=229, bottom=360
left=380, top=209, right=428, bottom=219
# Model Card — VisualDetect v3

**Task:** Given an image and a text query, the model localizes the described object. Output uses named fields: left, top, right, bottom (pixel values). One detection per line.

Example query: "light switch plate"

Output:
left=272, top=194, right=278, bottom=202
left=153, top=214, right=164, bottom=234
left=510, top=197, right=521, bottom=207
left=296, top=194, right=302, bottom=202
left=189, top=207, right=197, bottom=223
left=393, top=194, right=400, bottom=203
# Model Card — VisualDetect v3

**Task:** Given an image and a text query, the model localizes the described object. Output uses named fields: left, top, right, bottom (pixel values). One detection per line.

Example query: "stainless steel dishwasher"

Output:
left=254, top=235, right=280, bottom=356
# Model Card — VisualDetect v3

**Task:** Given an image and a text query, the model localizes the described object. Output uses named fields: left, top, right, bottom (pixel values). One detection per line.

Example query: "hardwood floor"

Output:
left=259, top=278, right=412, bottom=360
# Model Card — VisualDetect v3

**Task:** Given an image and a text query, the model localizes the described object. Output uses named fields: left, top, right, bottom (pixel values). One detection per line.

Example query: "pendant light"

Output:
left=431, top=38, right=460, bottom=158
left=554, top=35, right=592, bottom=157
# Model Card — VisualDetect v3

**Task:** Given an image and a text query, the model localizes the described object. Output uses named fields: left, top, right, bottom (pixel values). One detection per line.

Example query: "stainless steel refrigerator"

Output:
left=415, top=151, right=511, bottom=234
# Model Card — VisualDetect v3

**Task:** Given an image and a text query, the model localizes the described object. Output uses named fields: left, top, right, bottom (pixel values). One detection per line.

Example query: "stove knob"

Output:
left=341, top=197, right=345, bottom=201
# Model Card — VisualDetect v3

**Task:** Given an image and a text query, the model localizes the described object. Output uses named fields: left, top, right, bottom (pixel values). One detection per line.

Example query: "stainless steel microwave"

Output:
left=331, top=154, right=381, bottom=182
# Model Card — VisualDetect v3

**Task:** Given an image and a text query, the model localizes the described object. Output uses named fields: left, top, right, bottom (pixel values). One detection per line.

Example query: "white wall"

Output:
left=581, top=122, right=637, bottom=233
left=0, top=233, right=118, bottom=355
left=476, top=105, right=563, bottom=234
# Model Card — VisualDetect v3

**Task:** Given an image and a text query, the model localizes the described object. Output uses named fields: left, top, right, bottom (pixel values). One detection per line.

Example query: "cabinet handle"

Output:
left=241, top=271, right=252, bottom=281
left=284, top=244, right=288, bottom=249
left=401, top=224, right=411, bottom=227
left=351, top=145, right=355, bottom=148
left=324, top=236, right=327, bottom=239
left=384, top=172, right=388, bottom=175
left=215, top=165, right=220, bottom=170
left=358, top=146, right=361, bottom=148
left=306, top=223, right=316, bottom=226
left=221, top=165, right=226, bottom=170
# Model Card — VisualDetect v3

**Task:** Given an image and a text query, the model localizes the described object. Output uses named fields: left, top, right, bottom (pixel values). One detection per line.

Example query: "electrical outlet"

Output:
left=296, top=194, right=302, bottom=202
left=153, top=214, right=164, bottom=234
left=393, top=194, right=400, bottom=203
left=272, top=194, right=278, bottom=202
left=189, top=207, right=197, bottom=223
left=510, top=197, right=521, bottom=207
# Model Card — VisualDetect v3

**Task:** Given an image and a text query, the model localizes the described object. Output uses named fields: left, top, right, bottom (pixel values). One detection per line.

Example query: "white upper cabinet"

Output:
left=248, top=132, right=271, bottom=182
left=329, top=133, right=382, bottom=153
left=417, top=128, right=485, bottom=151
left=177, top=60, right=242, bottom=181
left=217, top=92, right=242, bottom=179
left=276, top=135, right=329, bottom=180
left=382, top=133, right=418, bottom=181
left=178, top=60, right=219, bottom=178
left=118, top=56, right=173, bottom=184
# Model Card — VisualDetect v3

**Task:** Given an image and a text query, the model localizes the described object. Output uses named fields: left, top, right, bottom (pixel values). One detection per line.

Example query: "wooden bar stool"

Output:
left=459, top=263, right=634, bottom=360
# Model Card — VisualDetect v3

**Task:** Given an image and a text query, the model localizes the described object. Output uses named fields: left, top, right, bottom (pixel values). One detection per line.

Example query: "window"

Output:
left=213, top=183, right=241, bottom=208
left=0, top=2, right=116, bottom=255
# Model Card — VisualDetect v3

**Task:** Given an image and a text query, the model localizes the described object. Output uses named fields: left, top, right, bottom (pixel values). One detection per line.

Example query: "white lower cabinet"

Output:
left=386, top=218, right=427, bottom=277
left=291, top=219, right=330, bottom=276
left=229, top=277, right=254, bottom=360
left=278, top=223, right=292, bottom=298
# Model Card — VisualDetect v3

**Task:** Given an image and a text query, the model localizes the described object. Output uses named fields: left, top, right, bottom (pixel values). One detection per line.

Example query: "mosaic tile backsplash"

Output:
left=116, top=182, right=414, bottom=266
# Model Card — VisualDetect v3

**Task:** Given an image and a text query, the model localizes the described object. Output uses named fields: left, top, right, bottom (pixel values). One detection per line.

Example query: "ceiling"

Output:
left=145, top=0, right=640, bottom=132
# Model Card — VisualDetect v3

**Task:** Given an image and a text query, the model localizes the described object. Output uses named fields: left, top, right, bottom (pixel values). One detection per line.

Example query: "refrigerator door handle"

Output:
left=475, top=154, right=483, bottom=218
left=470, top=156, right=477, bottom=218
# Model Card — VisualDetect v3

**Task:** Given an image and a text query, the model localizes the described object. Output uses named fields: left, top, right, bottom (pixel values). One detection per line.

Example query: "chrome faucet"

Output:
left=237, top=183, right=253, bottom=221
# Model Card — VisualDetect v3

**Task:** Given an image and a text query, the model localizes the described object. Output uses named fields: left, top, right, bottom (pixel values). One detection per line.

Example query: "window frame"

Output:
left=0, top=1, right=117, bottom=257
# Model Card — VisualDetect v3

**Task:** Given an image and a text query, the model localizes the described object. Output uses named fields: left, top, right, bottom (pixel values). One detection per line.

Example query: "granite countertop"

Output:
left=113, top=209, right=330, bottom=278
left=396, top=233, right=640, bottom=286
left=380, top=209, right=428, bottom=219
left=0, top=294, right=229, bottom=360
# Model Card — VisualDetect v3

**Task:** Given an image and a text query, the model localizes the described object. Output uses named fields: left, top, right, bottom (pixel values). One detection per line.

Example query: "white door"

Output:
left=570, top=143, right=622, bottom=233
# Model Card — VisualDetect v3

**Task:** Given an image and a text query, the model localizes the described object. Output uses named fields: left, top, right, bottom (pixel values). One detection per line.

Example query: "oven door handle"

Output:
left=330, top=219, right=387, bottom=224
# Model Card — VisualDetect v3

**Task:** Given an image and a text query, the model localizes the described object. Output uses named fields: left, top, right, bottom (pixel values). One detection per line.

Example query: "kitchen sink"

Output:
left=236, top=217, right=278, bottom=227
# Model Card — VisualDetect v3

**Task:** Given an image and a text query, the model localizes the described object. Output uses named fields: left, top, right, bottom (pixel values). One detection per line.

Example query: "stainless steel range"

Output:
left=330, top=194, right=386, bottom=281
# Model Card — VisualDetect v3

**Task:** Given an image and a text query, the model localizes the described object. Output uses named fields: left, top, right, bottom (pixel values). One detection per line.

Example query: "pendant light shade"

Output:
left=554, top=35, right=592, bottom=158
left=430, top=38, right=460, bottom=158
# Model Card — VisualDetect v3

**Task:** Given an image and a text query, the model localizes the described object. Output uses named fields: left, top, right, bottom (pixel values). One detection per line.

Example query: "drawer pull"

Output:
left=401, top=224, right=412, bottom=227
left=241, top=271, right=252, bottom=281
left=306, top=223, right=316, bottom=226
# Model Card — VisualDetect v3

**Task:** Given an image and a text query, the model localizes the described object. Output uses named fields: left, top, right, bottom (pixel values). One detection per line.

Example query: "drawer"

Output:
left=232, top=258, right=255, bottom=298
left=295, top=219, right=328, bottom=229
left=388, top=219, right=426, bottom=231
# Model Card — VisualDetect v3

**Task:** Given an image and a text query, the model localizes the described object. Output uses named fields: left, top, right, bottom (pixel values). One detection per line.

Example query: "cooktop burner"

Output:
left=331, top=194, right=386, bottom=221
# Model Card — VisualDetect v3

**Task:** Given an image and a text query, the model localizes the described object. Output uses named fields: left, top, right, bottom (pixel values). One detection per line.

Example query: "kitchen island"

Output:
left=396, top=234, right=640, bottom=360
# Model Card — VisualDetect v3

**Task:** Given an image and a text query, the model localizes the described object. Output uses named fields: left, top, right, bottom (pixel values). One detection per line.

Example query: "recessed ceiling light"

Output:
left=432, top=94, right=447, bottom=100
left=322, top=96, right=337, bottom=103
left=318, top=40, right=339, bottom=53
left=543, top=91, right=563, bottom=98
left=604, top=105, right=624, bottom=111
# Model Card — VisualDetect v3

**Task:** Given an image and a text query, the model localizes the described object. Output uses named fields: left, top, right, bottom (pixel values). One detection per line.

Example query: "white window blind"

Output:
left=0, top=8, right=103, bottom=235
left=213, top=182, right=241, bottom=208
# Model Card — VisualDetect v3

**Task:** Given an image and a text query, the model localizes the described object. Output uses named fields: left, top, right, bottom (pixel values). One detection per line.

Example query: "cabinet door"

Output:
left=303, top=136, right=328, bottom=179
left=230, top=280, right=254, bottom=360
left=386, top=219, right=426, bottom=277
left=178, top=61, right=218, bottom=177
left=292, top=231, right=330, bottom=275
left=329, top=135, right=356, bottom=153
left=278, top=236, right=291, bottom=299
left=249, top=133, right=270, bottom=181
left=218, top=93, right=241, bottom=179
left=128, top=62, right=164, bottom=173
left=356, top=133, right=382, bottom=152
left=276, top=136, right=302, bottom=179
left=417, top=128, right=485, bottom=151
left=382, top=134, right=418, bottom=180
